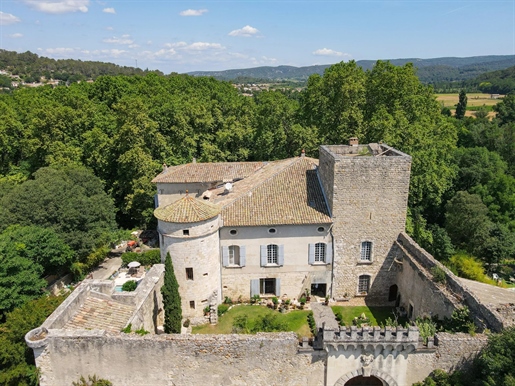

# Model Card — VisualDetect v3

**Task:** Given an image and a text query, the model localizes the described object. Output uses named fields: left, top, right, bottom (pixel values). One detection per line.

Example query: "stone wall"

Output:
left=434, top=332, right=488, bottom=373
left=396, top=233, right=506, bottom=331
left=29, top=332, right=325, bottom=386
left=220, top=224, right=332, bottom=301
left=393, top=240, right=457, bottom=320
left=319, top=144, right=412, bottom=301
left=126, top=264, right=165, bottom=332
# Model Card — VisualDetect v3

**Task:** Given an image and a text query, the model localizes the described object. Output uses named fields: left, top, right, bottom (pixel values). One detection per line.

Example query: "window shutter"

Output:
left=260, top=245, right=267, bottom=266
left=275, top=278, right=281, bottom=296
left=326, top=242, right=333, bottom=264
left=250, top=279, right=259, bottom=297
left=278, top=245, right=284, bottom=266
left=308, top=243, right=315, bottom=264
left=240, top=246, right=246, bottom=267
left=222, top=246, right=229, bottom=267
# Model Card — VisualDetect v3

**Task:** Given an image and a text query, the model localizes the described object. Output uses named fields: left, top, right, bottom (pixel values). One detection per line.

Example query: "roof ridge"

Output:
left=222, top=157, right=304, bottom=209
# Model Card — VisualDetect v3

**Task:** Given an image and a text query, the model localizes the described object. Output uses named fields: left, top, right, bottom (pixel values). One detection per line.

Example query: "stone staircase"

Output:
left=64, top=296, right=134, bottom=332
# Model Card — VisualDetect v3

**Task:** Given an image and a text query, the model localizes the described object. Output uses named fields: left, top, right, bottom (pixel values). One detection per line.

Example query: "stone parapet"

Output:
left=397, top=232, right=506, bottom=332
left=323, top=326, right=419, bottom=350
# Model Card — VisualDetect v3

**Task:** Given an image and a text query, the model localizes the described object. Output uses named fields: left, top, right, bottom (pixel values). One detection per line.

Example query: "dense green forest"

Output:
left=1, top=59, right=515, bottom=384
left=0, top=49, right=161, bottom=84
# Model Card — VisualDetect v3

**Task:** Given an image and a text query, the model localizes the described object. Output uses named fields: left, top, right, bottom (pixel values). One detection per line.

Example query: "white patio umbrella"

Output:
left=128, top=261, right=141, bottom=268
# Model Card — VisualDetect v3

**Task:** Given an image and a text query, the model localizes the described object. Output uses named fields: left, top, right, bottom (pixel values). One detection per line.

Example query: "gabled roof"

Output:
left=154, top=195, right=220, bottom=223
left=152, top=162, right=266, bottom=183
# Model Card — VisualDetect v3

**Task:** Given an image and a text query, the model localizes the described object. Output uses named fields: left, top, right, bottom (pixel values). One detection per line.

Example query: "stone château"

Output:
left=25, top=141, right=515, bottom=386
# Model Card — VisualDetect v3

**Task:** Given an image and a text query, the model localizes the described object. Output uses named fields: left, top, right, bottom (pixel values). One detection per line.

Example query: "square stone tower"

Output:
left=318, top=143, right=411, bottom=303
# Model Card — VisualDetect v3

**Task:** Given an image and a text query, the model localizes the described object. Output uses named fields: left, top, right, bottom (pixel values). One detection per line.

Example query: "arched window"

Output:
left=315, top=243, right=326, bottom=262
left=228, top=245, right=240, bottom=266
left=358, top=275, right=370, bottom=294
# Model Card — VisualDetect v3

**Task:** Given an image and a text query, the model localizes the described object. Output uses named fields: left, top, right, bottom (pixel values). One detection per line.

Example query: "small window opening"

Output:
left=189, top=301, right=195, bottom=309
left=183, top=229, right=190, bottom=236
left=186, top=268, right=194, bottom=280
left=268, top=228, right=276, bottom=234
left=317, top=226, right=325, bottom=232
left=229, top=229, right=237, bottom=235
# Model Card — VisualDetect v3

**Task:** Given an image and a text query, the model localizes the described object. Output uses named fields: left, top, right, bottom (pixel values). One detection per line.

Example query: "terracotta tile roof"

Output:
left=218, top=157, right=332, bottom=226
left=154, top=195, right=221, bottom=223
left=63, top=296, right=134, bottom=332
left=152, top=162, right=266, bottom=183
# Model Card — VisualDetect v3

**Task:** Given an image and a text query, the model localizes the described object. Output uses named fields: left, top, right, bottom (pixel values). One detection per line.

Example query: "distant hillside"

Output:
left=472, top=65, right=515, bottom=94
left=187, top=55, right=515, bottom=84
left=0, top=49, right=162, bottom=83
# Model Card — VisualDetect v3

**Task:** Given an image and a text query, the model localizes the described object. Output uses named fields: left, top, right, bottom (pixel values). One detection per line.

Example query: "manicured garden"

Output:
left=192, top=304, right=405, bottom=336
left=330, top=306, right=405, bottom=327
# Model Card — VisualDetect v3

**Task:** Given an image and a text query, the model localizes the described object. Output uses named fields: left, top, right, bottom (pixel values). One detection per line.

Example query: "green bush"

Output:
left=121, top=249, right=161, bottom=267
left=251, top=294, right=261, bottom=304
left=335, top=311, right=345, bottom=326
left=135, top=328, right=149, bottom=336
left=218, top=304, right=230, bottom=317
left=447, top=253, right=494, bottom=284
left=430, top=266, right=447, bottom=284
left=122, top=280, right=137, bottom=292
left=251, top=313, right=287, bottom=333
left=307, top=311, right=317, bottom=335
left=415, top=317, right=437, bottom=344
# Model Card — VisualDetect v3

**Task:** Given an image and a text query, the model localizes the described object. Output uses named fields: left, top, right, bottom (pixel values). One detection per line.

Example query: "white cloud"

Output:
left=21, top=0, right=89, bottom=14
left=179, top=9, right=207, bottom=16
left=103, top=7, right=115, bottom=14
left=312, top=48, right=350, bottom=57
left=228, top=25, right=259, bottom=37
left=164, top=42, right=187, bottom=48
left=182, top=42, right=224, bottom=52
left=40, top=47, right=77, bottom=55
left=9, top=33, right=24, bottom=38
left=103, top=34, right=133, bottom=45
left=106, top=26, right=113, bottom=30
left=0, top=12, right=21, bottom=25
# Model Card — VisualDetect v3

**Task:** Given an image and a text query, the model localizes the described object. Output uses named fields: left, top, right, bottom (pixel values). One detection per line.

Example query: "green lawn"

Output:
left=192, top=305, right=406, bottom=336
left=192, top=305, right=312, bottom=336
left=331, top=306, right=404, bottom=327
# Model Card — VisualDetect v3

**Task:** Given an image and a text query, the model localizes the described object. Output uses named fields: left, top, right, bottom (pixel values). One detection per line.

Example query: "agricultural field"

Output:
left=436, top=93, right=501, bottom=119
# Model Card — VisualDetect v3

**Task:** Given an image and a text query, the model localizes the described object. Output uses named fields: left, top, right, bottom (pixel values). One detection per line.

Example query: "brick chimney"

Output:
left=349, top=137, right=359, bottom=146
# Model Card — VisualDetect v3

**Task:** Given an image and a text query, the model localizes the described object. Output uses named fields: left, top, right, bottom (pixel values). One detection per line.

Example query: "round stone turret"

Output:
left=155, top=195, right=222, bottom=325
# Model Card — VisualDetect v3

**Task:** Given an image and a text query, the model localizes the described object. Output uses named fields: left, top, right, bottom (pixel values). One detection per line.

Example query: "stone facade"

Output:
left=220, top=224, right=332, bottom=301
left=318, top=144, right=411, bottom=302
left=158, top=215, right=222, bottom=324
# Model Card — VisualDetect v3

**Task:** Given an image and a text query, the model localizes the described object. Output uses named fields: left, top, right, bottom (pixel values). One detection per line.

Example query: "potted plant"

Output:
left=305, top=288, right=311, bottom=302
left=324, top=295, right=330, bottom=305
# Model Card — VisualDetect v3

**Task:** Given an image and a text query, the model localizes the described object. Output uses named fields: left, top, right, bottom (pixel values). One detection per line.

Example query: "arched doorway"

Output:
left=345, top=376, right=383, bottom=386
left=388, top=285, right=398, bottom=302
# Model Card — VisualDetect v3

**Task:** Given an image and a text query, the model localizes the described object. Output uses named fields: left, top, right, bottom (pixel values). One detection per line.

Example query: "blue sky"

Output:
left=0, top=1, right=513, bottom=74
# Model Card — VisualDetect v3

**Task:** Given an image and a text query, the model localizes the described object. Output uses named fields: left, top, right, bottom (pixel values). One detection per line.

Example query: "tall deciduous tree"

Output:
left=162, top=253, right=181, bottom=334
left=455, top=90, right=468, bottom=119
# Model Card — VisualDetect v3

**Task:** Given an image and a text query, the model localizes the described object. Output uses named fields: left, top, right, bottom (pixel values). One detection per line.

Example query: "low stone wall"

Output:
left=126, top=264, right=165, bottom=332
left=42, top=283, right=90, bottom=329
left=30, top=331, right=325, bottom=386
left=397, top=233, right=505, bottom=331
left=435, top=332, right=488, bottom=372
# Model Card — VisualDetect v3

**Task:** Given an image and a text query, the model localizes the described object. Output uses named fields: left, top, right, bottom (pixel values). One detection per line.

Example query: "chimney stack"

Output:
left=349, top=137, right=359, bottom=146
left=301, top=149, right=305, bottom=157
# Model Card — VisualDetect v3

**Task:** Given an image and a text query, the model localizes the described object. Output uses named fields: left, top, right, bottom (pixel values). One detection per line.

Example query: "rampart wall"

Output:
left=396, top=233, right=506, bottom=331
left=29, top=332, right=325, bottom=386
